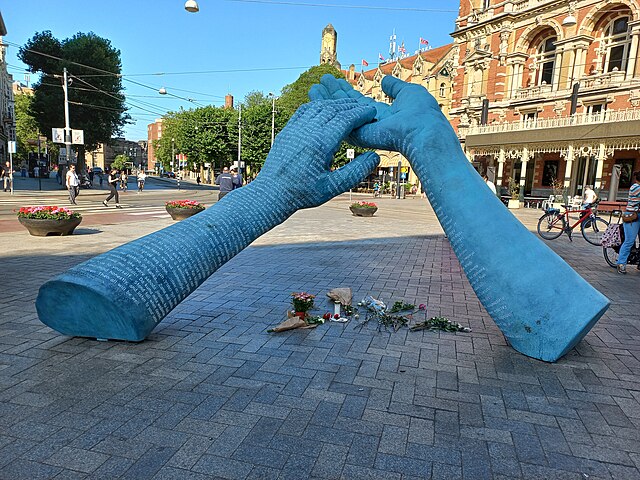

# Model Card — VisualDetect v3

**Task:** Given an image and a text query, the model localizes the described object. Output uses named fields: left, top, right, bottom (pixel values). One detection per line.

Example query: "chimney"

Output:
left=225, top=94, right=234, bottom=109
left=349, top=64, right=355, bottom=81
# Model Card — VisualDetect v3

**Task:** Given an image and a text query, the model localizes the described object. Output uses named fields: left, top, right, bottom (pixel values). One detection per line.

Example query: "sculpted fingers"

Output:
left=321, top=152, right=380, bottom=199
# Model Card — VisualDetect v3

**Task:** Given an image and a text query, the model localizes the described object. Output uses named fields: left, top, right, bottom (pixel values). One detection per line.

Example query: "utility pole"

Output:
left=271, top=96, right=276, bottom=147
left=237, top=104, right=242, bottom=175
left=62, top=68, right=72, bottom=168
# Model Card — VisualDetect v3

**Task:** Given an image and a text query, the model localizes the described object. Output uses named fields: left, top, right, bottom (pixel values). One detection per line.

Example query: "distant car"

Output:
left=162, top=172, right=176, bottom=178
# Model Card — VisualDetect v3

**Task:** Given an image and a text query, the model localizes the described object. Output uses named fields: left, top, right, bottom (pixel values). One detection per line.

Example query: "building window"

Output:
left=521, top=110, right=537, bottom=126
left=534, top=36, right=556, bottom=86
left=439, top=83, right=446, bottom=97
left=603, top=16, right=630, bottom=72
left=542, top=160, right=559, bottom=187
left=483, top=0, right=490, bottom=9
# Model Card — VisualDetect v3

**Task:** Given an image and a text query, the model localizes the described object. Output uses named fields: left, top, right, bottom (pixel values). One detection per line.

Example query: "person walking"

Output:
left=215, top=166, right=234, bottom=200
left=66, top=164, right=80, bottom=205
left=120, top=171, right=128, bottom=191
left=617, top=171, right=640, bottom=274
left=483, top=174, right=497, bottom=195
left=103, top=168, right=122, bottom=208
left=196, top=174, right=201, bottom=186
left=137, top=170, right=147, bottom=193
left=2, top=161, right=12, bottom=192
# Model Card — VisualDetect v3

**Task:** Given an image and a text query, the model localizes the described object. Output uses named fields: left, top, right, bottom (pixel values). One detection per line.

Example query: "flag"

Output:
left=399, top=43, right=406, bottom=54
left=378, top=53, right=385, bottom=61
left=362, top=59, right=369, bottom=66
left=420, top=37, right=429, bottom=45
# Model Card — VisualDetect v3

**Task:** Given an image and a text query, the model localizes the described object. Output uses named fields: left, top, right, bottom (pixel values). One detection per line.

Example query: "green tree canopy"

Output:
left=278, top=64, right=345, bottom=115
left=14, top=94, right=39, bottom=159
left=18, top=31, right=129, bottom=165
left=111, top=154, right=128, bottom=171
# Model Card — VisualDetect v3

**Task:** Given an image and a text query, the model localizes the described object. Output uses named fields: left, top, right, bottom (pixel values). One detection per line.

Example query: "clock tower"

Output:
left=320, top=24, right=340, bottom=69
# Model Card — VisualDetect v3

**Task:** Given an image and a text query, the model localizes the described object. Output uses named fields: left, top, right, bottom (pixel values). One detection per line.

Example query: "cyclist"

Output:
left=617, top=171, right=640, bottom=274
left=137, top=170, right=147, bottom=193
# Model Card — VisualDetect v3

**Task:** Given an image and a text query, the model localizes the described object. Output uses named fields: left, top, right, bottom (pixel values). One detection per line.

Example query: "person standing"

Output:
left=2, top=161, right=12, bottom=192
left=215, top=166, right=234, bottom=200
left=196, top=174, right=201, bottom=186
left=137, top=170, right=147, bottom=193
left=33, top=165, right=40, bottom=178
left=103, top=168, right=122, bottom=208
left=231, top=166, right=243, bottom=190
left=66, top=164, right=80, bottom=205
left=120, top=171, right=128, bottom=191
left=617, top=171, right=640, bottom=274
left=582, top=185, right=598, bottom=208
left=483, top=174, right=497, bottom=195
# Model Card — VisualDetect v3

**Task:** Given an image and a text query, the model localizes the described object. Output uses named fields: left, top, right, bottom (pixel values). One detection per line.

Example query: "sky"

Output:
left=2, top=0, right=460, bottom=140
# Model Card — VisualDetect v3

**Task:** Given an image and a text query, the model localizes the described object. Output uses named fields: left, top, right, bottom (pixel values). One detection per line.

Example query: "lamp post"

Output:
left=268, top=93, right=277, bottom=147
left=171, top=138, right=175, bottom=175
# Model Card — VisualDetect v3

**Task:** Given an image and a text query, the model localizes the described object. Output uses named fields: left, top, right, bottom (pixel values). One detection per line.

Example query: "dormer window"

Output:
left=439, top=83, right=447, bottom=97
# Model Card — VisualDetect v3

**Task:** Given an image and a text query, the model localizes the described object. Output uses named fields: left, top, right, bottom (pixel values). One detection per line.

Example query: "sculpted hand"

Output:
left=256, top=98, right=379, bottom=209
left=309, top=74, right=453, bottom=156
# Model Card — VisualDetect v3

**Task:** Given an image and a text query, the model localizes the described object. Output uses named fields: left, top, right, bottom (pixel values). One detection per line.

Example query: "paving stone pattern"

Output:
left=1, top=195, right=639, bottom=479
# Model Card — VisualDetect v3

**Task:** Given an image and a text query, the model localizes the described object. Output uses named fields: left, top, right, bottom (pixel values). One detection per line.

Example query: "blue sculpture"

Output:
left=36, top=100, right=380, bottom=342
left=309, top=75, right=610, bottom=362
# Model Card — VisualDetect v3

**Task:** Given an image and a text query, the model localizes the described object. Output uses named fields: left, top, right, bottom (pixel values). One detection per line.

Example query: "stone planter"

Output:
left=166, top=206, right=204, bottom=221
left=507, top=199, right=521, bottom=210
left=350, top=206, right=378, bottom=217
left=18, top=217, right=82, bottom=236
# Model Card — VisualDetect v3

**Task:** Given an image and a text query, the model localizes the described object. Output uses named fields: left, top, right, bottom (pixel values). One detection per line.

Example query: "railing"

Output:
left=581, top=70, right=627, bottom=89
left=514, top=84, right=553, bottom=99
left=467, top=109, right=640, bottom=135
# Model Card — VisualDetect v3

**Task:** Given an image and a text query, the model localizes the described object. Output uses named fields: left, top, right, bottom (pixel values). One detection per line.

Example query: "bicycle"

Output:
left=602, top=212, right=640, bottom=268
left=536, top=201, right=608, bottom=245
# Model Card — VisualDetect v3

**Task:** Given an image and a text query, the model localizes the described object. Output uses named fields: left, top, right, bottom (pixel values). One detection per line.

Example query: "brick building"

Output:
left=450, top=0, right=640, bottom=200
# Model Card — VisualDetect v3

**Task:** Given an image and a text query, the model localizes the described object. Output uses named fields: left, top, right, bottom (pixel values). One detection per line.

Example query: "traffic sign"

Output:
left=8, top=141, right=16, bottom=154
left=346, top=149, right=355, bottom=159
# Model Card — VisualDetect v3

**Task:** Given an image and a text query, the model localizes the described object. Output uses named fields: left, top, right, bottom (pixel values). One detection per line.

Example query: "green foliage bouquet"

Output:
left=17, top=206, right=81, bottom=219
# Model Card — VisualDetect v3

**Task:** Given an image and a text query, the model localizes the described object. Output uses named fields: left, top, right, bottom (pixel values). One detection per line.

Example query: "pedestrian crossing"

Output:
left=0, top=197, right=171, bottom=218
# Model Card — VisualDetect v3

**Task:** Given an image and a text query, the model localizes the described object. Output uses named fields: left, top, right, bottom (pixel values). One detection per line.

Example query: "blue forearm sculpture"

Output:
left=310, top=75, right=609, bottom=362
left=36, top=100, right=380, bottom=341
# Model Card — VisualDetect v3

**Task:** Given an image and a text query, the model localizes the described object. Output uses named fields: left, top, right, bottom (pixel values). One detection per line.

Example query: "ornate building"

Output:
left=0, top=12, right=16, bottom=165
left=451, top=0, right=640, bottom=199
left=320, top=24, right=341, bottom=69
left=343, top=43, right=456, bottom=185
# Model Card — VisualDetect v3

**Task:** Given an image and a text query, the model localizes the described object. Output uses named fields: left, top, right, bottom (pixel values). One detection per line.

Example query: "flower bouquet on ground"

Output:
left=349, top=201, right=378, bottom=217
left=17, top=206, right=82, bottom=236
left=291, top=292, right=315, bottom=319
left=165, top=200, right=205, bottom=220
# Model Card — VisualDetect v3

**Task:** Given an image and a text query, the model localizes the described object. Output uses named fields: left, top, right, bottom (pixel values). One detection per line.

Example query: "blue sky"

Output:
left=3, top=0, right=460, bottom=140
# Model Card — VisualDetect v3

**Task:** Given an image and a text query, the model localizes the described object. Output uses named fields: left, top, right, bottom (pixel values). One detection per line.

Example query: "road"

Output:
left=0, top=175, right=220, bottom=232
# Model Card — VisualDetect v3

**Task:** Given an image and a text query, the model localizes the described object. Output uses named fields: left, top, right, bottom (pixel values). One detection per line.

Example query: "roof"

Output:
left=0, top=12, right=6, bottom=36
left=355, top=43, right=454, bottom=80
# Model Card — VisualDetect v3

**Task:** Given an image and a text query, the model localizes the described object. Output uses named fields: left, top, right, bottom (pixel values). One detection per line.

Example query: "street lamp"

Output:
left=268, top=92, right=277, bottom=147
left=171, top=138, right=175, bottom=174
left=184, top=0, right=199, bottom=12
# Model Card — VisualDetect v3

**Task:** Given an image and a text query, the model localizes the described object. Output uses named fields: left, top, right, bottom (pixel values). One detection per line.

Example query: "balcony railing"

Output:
left=580, top=70, right=627, bottom=90
left=514, top=83, right=552, bottom=99
left=467, top=109, right=640, bottom=135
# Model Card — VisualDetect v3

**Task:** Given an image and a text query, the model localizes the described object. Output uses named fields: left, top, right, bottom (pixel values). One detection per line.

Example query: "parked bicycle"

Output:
left=602, top=212, right=640, bottom=268
left=537, top=201, right=608, bottom=245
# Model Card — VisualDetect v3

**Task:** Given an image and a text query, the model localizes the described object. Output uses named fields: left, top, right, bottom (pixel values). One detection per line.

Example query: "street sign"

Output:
left=7, top=141, right=16, bottom=154
left=72, top=129, right=84, bottom=145
left=346, top=149, right=355, bottom=159
left=52, top=128, right=64, bottom=143
left=401, top=166, right=408, bottom=173
left=204, top=163, right=211, bottom=168
left=400, top=173, right=407, bottom=180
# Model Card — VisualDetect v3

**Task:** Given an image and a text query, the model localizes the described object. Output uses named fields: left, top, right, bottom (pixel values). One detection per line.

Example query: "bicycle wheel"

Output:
left=603, top=246, right=619, bottom=268
left=581, top=216, right=609, bottom=246
left=537, top=212, right=565, bottom=240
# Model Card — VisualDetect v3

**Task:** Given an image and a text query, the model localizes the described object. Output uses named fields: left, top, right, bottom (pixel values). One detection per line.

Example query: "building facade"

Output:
left=85, top=138, right=146, bottom=172
left=343, top=42, right=456, bottom=186
left=0, top=12, right=16, bottom=165
left=451, top=0, right=640, bottom=200
left=147, top=119, right=163, bottom=173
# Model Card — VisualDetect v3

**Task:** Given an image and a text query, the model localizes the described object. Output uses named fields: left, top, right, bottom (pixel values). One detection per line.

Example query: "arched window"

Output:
left=533, top=36, right=556, bottom=86
left=439, top=83, right=446, bottom=97
left=603, top=16, right=631, bottom=72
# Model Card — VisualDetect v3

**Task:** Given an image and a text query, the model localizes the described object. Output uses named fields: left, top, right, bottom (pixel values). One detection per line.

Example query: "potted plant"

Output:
left=549, top=177, right=567, bottom=210
left=507, top=178, right=521, bottom=209
left=291, top=292, right=315, bottom=320
left=350, top=201, right=378, bottom=217
left=17, top=206, right=82, bottom=236
left=165, top=200, right=205, bottom=220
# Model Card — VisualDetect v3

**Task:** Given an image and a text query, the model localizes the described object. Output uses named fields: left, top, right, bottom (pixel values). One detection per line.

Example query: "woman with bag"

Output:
left=617, top=171, right=640, bottom=274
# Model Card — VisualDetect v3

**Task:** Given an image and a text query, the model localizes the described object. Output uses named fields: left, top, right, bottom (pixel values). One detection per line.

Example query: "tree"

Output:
left=14, top=94, right=39, bottom=160
left=111, top=154, right=128, bottom=171
left=18, top=31, right=129, bottom=168
left=278, top=64, right=345, bottom=114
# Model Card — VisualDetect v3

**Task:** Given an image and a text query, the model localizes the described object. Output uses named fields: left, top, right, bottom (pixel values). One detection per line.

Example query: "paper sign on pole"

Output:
left=346, top=148, right=355, bottom=159
left=72, top=130, right=84, bottom=145
left=52, top=128, right=65, bottom=143
left=8, top=141, right=16, bottom=154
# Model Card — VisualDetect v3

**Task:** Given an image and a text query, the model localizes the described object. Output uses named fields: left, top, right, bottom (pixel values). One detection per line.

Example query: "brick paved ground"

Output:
left=1, top=194, right=639, bottom=479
